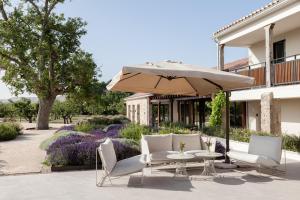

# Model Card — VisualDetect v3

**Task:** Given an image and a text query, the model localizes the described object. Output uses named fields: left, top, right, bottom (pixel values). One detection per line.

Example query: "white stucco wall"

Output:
left=247, top=101, right=261, bottom=131
left=249, top=27, right=300, bottom=64
left=281, top=99, right=300, bottom=136
left=236, top=96, right=300, bottom=136
left=125, top=98, right=150, bottom=125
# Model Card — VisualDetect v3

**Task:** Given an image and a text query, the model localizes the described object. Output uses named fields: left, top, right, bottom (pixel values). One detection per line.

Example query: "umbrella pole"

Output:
left=225, top=91, right=230, bottom=163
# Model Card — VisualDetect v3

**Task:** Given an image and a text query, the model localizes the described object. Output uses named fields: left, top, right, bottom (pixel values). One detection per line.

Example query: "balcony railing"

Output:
left=273, top=54, right=300, bottom=86
left=229, top=62, right=266, bottom=88
left=228, top=54, right=300, bottom=88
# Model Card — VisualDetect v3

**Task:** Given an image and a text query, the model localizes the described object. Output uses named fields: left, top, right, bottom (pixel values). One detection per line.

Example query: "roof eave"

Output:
left=213, top=0, right=292, bottom=43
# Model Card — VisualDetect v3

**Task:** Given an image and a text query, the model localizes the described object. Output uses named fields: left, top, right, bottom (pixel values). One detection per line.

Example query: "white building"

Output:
left=214, top=0, right=300, bottom=136
left=125, top=0, right=300, bottom=136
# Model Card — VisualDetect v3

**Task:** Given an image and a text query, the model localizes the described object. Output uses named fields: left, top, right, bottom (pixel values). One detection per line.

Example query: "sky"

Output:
left=0, top=0, right=271, bottom=99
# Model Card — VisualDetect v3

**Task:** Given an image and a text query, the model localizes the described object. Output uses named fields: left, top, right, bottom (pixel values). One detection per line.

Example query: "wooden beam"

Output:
left=157, top=102, right=161, bottom=127
left=170, top=99, right=173, bottom=122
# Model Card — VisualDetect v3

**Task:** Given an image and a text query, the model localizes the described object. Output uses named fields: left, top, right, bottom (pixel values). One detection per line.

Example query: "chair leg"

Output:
left=97, top=175, right=107, bottom=187
left=141, top=169, right=144, bottom=185
left=149, top=163, right=152, bottom=175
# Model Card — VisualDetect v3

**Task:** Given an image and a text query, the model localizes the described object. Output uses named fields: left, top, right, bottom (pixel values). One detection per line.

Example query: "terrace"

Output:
left=228, top=54, right=300, bottom=88
left=1, top=160, right=300, bottom=200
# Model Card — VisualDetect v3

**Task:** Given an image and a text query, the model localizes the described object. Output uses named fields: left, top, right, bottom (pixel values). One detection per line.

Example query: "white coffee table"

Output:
left=195, top=151, right=223, bottom=176
left=167, top=153, right=195, bottom=176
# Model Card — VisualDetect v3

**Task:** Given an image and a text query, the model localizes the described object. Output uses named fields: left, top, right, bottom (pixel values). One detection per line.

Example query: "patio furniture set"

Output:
left=96, top=133, right=285, bottom=187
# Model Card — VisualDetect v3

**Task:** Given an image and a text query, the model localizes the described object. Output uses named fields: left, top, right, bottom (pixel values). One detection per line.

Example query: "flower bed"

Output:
left=42, top=116, right=140, bottom=169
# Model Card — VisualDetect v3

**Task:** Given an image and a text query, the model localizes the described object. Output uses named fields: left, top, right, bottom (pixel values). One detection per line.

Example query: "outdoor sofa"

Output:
left=141, top=133, right=216, bottom=167
left=227, top=135, right=285, bottom=173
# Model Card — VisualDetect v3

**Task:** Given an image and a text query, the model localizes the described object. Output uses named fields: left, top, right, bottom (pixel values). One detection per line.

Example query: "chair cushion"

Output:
left=249, top=135, right=282, bottom=163
left=99, top=139, right=117, bottom=173
left=172, top=134, right=201, bottom=151
left=228, top=151, right=279, bottom=167
left=110, top=155, right=146, bottom=177
left=150, top=151, right=178, bottom=162
left=142, top=134, right=173, bottom=153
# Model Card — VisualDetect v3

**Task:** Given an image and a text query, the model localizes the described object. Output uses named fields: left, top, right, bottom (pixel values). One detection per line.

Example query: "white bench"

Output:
left=227, top=135, right=285, bottom=172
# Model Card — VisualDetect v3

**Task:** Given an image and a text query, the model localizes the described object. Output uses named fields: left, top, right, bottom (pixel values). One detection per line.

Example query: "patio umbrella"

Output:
left=107, top=60, right=255, bottom=162
left=107, top=60, right=254, bottom=96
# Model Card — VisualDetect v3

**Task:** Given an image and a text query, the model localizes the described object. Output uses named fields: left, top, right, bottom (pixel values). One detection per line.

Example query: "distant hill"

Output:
left=0, top=96, right=66, bottom=103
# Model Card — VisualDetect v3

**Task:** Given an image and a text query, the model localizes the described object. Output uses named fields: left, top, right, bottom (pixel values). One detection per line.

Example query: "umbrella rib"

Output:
left=203, top=78, right=223, bottom=90
left=183, top=77, right=198, bottom=95
left=154, top=76, right=162, bottom=88
left=119, top=73, right=141, bottom=82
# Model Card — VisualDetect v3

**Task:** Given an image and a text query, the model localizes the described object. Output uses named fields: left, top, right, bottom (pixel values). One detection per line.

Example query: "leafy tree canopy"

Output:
left=0, top=0, right=99, bottom=129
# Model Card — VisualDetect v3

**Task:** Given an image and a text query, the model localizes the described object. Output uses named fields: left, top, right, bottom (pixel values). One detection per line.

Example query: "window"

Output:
left=127, top=105, right=131, bottom=119
left=151, top=103, right=169, bottom=127
left=137, top=104, right=140, bottom=124
left=132, top=105, right=135, bottom=123
left=273, top=40, right=285, bottom=64
left=230, top=102, right=246, bottom=128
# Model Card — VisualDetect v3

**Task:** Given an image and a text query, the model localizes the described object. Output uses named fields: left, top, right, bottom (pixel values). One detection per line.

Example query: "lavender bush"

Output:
left=57, top=125, right=75, bottom=132
left=46, top=134, right=140, bottom=167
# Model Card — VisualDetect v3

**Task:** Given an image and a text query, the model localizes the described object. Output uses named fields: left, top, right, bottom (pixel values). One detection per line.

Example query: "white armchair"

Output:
left=96, top=138, right=146, bottom=187
left=227, top=135, right=285, bottom=173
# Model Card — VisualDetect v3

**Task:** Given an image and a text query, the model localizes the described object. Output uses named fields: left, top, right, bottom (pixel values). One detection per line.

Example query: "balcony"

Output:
left=228, top=54, right=300, bottom=88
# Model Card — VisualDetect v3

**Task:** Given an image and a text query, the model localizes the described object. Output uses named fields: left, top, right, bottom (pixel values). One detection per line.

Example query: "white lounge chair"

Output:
left=227, top=135, right=286, bottom=173
left=96, top=138, right=146, bottom=187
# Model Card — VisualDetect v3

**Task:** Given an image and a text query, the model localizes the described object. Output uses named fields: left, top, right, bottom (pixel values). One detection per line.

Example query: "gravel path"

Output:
left=0, top=123, right=64, bottom=175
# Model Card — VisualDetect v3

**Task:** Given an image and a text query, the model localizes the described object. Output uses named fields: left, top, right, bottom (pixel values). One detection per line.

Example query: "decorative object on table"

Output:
left=205, top=136, right=212, bottom=152
left=179, top=142, right=185, bottom=153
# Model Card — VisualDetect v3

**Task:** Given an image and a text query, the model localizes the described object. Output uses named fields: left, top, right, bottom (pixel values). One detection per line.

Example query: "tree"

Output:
left=11, top=98, right=37, bottom=123
left=0, top=0, right=98, bottom=129
left=51, top=100, right=78, bottom=124
left=0, top=102, right=16, bottom=120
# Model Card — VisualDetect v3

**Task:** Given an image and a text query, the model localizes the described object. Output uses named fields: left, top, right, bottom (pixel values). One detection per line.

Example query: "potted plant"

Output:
left=205, top=136, right=212, bottom=153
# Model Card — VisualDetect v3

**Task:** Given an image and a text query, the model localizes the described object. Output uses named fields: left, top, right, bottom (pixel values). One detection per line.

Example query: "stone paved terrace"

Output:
left=0, top=160, right=299, bottom=200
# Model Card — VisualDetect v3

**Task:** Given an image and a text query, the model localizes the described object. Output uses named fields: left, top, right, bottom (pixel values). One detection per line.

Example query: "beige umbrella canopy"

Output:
left=107, top=60, right=255, bottom=95
left=107, top=60, right=255, bottom=164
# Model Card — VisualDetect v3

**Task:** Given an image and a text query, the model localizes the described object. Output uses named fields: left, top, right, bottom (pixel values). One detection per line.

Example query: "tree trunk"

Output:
left=36, top=96, right=56, bottom=130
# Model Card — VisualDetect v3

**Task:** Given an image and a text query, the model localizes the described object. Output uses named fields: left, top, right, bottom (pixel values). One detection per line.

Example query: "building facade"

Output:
left=125, top=0, right=300, bottom=136
left=214, top=0, right=300, bottom=136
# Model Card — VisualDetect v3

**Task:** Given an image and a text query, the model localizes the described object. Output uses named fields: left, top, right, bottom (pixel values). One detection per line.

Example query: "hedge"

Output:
left=0, top=122, right=22, bottom=141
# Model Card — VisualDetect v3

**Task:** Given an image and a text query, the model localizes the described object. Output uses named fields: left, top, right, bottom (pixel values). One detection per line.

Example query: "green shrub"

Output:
left=159, top=122, right=191, bottom=134
left=121, top=124, right=152, bottom=141
left=74, top=122, right=95, bottom=133
left=202, top=126, right=223, bottom=138
left=0, top=123, right=22, bottom=141
left=283, top=135, right=300, bottom=152
left=87, top=115, right=129, bottom=126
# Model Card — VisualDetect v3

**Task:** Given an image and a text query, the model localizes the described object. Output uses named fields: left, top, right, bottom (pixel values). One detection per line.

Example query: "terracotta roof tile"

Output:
left=214, top=0, right=283, bottom=37
left=223, top=58, right=249, bottom=70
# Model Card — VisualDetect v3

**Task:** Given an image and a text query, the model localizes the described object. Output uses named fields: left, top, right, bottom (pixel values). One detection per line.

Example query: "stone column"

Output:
left=264, top=23, right=275, bottom=87
left=260, top=92, right=281, bottom=135
left=218, top=44, right=225, bottom=71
